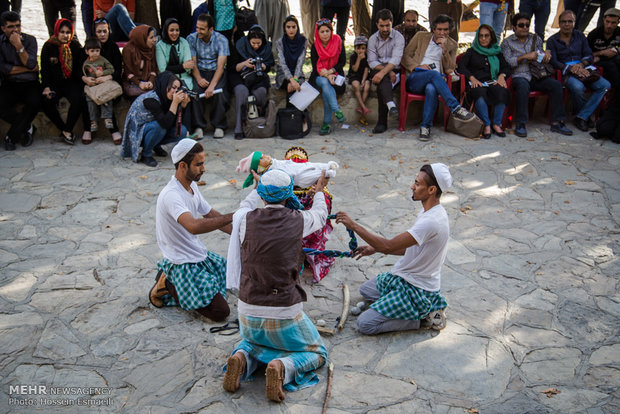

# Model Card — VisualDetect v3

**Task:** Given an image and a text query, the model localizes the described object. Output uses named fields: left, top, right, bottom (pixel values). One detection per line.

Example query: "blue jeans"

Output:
left=474, top=97, right=505, bottom=126
left=565, top=76, right=610, bottom=120
left=479, top=2, right=507, bottom=38
left=142, top=120, right=186, bottom=157
left=315, top=76, right=340, bottom=123
left=406, top=70, right=460, bottom=128
left=106, top=4, right=136, bottom=41
left=519, top=0, right=551, bottom=40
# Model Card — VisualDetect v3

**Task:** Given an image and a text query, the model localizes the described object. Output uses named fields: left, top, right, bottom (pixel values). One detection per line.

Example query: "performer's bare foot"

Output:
left=223, top=352, right=246, bottom=393
left=265, top=359, right=285, bottom=402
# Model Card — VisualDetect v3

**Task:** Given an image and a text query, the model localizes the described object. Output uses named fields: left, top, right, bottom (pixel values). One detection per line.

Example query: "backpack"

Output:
left=276, top=107, right=312, bottom=139
left=243, top=99, right=277, bottom=138
left=236, top=1, right=258, bottom=32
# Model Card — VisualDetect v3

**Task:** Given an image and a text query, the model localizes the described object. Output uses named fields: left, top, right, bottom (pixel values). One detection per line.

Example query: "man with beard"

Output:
left=336, top=163, right=453, bottom=334
left=394, top=9, right=428, bottom=46
left=149, top=139, right=234, bottom=321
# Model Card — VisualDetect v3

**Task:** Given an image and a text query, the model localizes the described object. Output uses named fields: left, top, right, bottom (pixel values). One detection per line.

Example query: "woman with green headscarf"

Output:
left=457, top=24, right=511, bottom=139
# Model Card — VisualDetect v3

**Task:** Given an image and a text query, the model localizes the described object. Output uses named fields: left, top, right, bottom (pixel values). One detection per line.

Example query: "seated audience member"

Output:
left=41, top=18, right=88, bottom=145
left=275, top=15, right=307, bottom=103
left=150, top=138, right=233, bottom=320
left=479, top=0, right=513, bottom=41
left=160, top=0, right=192, bottom=38
left=121, top=72, right=190, bottom=167
left=94, top=0, right=136, bottom=42
left=349, top=35, right=371, bottom=117
left=156, top=18, right=194, bottom=90
left=256, top=0, right=290, bottom=41
left=187, top=13, right=230, bottom=139
left=310, top=18, right=346, bottom=136
left=401, top=14, right=474, bottom=141
left=565, top=0, right=616, bottom=32
left=594, top=99, right=620, bottom=142
left=82, top=37, right=115, bottom=142
left=501, top=13, right=572, bottom=137
left=367, top=8, right=404, bottom=134
left=394, top=9, right=427, bottom=46
left=229, top=25, right=274, bottom=140
left=547, top=10, right=611, bottom=132
left=588, top=7, right=620, bottom=89
left=320, top=0, right=349, bottom=41
left=41, top=0, right=77, bottom=37
left=122, top=25, right=158, bottom=97
left=0, top=11, right=39, bottom=151
left=457, top=25, right=511, bottom=139
left=93, top=17, right=122, bottom=143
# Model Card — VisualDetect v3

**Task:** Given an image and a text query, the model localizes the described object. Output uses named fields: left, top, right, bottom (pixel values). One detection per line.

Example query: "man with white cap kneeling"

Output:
left=149, top=138, right=234, bottom=321
left=223, top=169, right=329, bottom=402
left=336, top=163, right=453, bottom=334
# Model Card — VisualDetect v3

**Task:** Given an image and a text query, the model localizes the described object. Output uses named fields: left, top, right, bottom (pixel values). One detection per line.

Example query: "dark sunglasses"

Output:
left=517, top=22, right=530, bottom=28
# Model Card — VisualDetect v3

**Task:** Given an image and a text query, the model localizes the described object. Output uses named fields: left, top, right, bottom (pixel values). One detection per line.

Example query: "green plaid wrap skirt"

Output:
left=158, top=251, right=227, bottom=310
left=370, top=272, right=448, bottom=320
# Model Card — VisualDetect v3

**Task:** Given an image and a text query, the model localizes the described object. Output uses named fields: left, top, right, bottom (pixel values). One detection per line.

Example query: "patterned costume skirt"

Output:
left=370, top=272, right=448, bottom=320
left=158, top=251, right=227, bottom=310
left=299, top=191, right=335, bottom=282
left=232, top=312, right=327, bottom=391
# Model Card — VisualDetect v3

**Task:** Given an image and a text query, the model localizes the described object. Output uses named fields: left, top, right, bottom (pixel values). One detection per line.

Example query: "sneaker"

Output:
left=319, top=122, right=331, bottom=135
left=419, top=127, right=431, bottom=141
left=422, top=309, right=447, bottom=331
left=213, top=128, right=224, bottom=139
left=514, top=123, right=527, bottom=137
left=104, top=118, right=114, bottom=129
left=550, top=121, right=573, bottom=136
left=193, top=128, right=204, bottom=140
left=90, top=120, right=98, bottom=132
left=452, top=106, right=475, bottom=121
left=335, top=111, right=346, bottom=123
left=388, top=106, right=399, bottom=120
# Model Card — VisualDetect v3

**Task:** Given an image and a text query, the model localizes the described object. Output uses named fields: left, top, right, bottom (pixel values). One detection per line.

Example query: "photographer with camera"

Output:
left=121, top=72, right=191, bottom=167
left=229, top=24, right=274, bottom=139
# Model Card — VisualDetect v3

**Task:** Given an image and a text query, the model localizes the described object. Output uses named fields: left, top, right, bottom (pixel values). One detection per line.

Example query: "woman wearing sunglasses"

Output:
left=309, top=18, right=346, bottom=135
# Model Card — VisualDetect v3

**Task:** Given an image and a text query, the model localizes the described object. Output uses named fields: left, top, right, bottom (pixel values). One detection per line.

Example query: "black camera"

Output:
left=250, top=57, right=264, bottom=77
left=180, top=86, right=199, bottom=99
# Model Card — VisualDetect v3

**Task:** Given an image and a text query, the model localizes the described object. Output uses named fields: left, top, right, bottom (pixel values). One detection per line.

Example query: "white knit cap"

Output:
left=260, top=169, right=292, bottom=187
left=430, top=163, right=452, bottom=192
left=171, top=138, right=199, bottom=164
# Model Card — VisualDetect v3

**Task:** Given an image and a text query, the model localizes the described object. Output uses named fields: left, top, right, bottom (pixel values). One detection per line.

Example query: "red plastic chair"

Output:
left=398, top=68, right=460, bottom=132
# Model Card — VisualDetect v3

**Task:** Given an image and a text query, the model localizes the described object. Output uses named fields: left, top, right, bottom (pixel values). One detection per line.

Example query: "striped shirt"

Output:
left=187, top=30, right=229, bottom=71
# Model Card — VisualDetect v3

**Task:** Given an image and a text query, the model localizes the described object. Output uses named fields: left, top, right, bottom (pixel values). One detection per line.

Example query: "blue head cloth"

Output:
left=257, top=169, right=304, bottom=210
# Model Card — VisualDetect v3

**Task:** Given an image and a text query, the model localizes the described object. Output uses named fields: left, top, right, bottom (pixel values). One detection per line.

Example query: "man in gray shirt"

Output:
left=367, top=8, right=405, bottom=134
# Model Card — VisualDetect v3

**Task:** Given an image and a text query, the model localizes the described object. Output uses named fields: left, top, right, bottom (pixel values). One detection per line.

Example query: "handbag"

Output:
left=575, top=67, right=601, bottom=85
left=446, top=112, right=484, bottom=138
left=243, top=99, right=277, bottom=138
left=276, top=107, right=312, bottom=139
left=84, top=80, right=122, bottom=105
left=528, top=35, right=554, bottom=81
left=240, top=67, right=265, bottom=89
left=236, top=1, right=258, bottom=32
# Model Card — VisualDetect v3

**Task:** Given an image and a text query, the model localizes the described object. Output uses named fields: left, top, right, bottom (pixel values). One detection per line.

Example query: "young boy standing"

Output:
left=82, top=37, right=115, bottom=134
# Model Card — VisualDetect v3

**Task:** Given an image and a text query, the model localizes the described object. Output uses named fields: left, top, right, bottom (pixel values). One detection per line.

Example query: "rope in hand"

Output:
left=303, top=214, right=357, bottom=258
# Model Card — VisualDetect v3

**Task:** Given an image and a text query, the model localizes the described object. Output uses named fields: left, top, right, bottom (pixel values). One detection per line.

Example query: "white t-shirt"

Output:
left=390, top=204, right=449, bottom=292
left=156, top=176, right=212, bottom=264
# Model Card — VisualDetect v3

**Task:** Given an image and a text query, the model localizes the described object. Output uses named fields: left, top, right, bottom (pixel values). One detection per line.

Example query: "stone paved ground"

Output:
left=0, top=119, right=619, bottom=413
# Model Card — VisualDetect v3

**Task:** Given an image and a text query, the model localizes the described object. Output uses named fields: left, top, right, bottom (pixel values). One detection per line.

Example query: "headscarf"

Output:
left=235, top=24, right=275, bottom=67
left=281, top=15, right=306, bottom=74
left=257, top=169, right=304, bottom=210
left=46, top=19, right=74, bottom=79
left=161, top=18, right=182, bottom=67
left=124, top=25, right=156, bottom=79
left=471, top=25, right=502, bottom=80
left=153, top=71, right=179, bottom=112
left=314, top=19, right=342, bottom=74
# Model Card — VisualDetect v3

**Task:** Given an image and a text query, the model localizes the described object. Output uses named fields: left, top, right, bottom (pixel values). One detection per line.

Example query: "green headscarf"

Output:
left=243, top=151, right=263, bottom=188
left=471, top=25, right=502, bottom=80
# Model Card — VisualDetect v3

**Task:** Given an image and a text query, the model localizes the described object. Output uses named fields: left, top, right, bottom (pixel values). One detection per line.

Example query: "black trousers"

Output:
left=0, top=80, right=41, bottom=141
left=41, top=0, right=77, bottom=37
left=191, top=69, right=230, bottom=130
left=41, top=80, right=88, bottom=134
left=321, top=6, right=350, bottom=41
left=597, top=57, right=620, bottom=90
left=371, top=69, right=397, bottom=126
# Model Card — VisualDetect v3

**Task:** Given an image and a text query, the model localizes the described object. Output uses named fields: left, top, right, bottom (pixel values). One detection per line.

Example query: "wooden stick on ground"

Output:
left=315, top=326, right=335, bottom=336
left=337, top=284, right=350, bottom=330
left=321, top=362, right=334, bottom=414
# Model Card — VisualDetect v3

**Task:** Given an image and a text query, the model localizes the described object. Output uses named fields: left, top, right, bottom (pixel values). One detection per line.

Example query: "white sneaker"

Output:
left=419, top=127, right=431, bottom=141
left=192, top=128, right=204, bottom=140
left=213, top=128, right=224, bottom=139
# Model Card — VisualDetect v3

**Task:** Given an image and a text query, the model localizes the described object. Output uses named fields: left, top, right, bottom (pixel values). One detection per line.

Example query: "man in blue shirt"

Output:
left=548, top=9, right=611, bottom=132
left=187, top=13, right=230, bottom=139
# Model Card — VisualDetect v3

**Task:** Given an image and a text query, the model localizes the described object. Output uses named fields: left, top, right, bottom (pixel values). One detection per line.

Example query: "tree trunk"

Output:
left=351, top=0, right=371, bottom=37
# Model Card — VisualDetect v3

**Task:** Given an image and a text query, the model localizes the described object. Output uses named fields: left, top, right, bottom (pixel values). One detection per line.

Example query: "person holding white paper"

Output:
left=309, top=18, right=346, bottom=136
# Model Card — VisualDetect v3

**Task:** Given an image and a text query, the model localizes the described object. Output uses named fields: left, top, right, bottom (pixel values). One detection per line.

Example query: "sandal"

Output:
left=265, top=360, right=285, bottom=402
left=223, top=352, right=246, bottom=393
left=356, top=106, right=363, bottom=114
left=149, top=269, right=168, bottom=308
left=112, top=132, right=122, bottom=145
left=319, top=122, right=331, bottom=136
left=90, top=120, right=98, bottom=132
left=81, top=131, right=92, bottom=145
left=363, top=107, right=371, bottom=116
left=209, top=320, right=239, bottom=335
left=60, top=131, right=74, bottom=145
